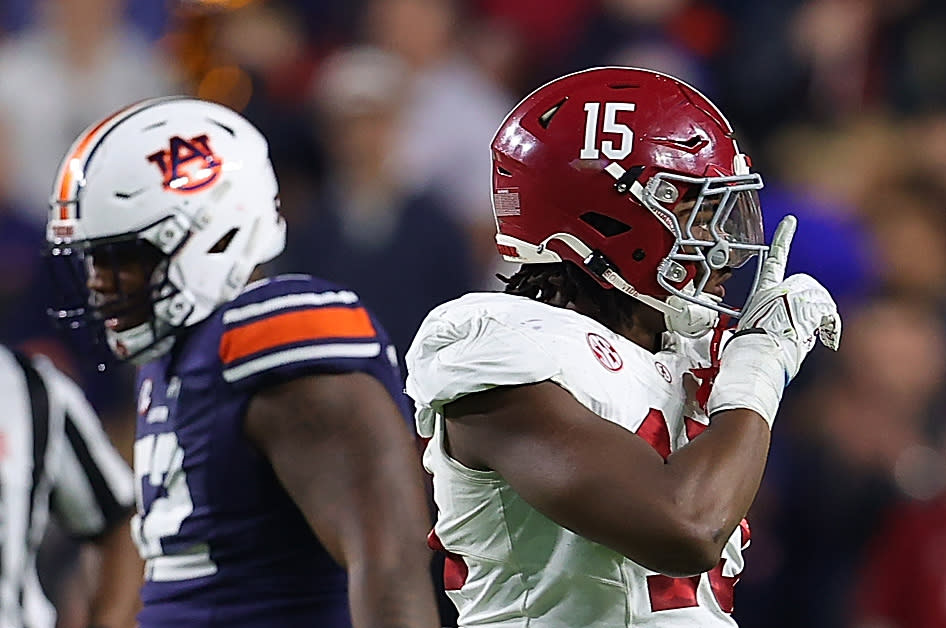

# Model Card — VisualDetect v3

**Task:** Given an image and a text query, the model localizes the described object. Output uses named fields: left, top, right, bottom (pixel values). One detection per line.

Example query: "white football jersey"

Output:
left=406, top=292, right=748, bottom=628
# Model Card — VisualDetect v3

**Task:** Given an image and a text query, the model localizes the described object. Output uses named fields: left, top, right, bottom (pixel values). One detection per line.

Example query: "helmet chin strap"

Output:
left=662, top=292, right=720, bottom=338
left=537, top=232, right=719, bottom=338
left=598, top=265, right=719, bottom=338
left=105, top=321, right=176, bottom=365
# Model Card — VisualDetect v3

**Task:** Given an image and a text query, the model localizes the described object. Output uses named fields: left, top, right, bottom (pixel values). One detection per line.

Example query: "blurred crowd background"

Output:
left=0, top=0, right=944, bottom=627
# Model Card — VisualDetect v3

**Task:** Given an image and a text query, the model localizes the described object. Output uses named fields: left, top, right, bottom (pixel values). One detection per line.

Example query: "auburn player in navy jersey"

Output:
left=45, top=97, right=440, bottom=628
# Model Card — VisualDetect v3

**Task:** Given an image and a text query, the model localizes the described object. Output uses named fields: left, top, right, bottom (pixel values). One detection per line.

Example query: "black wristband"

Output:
left=722, top=327, right=767, bottom=351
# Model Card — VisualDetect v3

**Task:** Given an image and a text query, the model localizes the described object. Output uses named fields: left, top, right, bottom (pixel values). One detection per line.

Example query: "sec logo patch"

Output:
left=586, top=332, right=623, bottom=371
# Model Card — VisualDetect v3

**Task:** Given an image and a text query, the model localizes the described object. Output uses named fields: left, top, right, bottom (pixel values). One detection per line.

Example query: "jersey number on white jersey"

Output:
left=638, top=409, right=741, bottom=614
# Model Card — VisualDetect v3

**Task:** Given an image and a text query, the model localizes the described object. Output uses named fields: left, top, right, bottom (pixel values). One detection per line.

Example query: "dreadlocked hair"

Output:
left=498, top=262, right=637, bottom=333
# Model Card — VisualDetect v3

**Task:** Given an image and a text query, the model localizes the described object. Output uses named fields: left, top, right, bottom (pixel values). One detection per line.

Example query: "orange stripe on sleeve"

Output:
left=219, top=306, right=377, bottom=364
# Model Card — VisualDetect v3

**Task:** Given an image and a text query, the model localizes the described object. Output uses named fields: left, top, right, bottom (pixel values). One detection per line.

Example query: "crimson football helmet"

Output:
left=491, top=67, right=767, bottom=336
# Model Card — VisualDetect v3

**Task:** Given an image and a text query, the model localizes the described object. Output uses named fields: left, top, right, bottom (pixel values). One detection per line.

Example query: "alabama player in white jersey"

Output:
left=405, top=67, right=841, bottom=627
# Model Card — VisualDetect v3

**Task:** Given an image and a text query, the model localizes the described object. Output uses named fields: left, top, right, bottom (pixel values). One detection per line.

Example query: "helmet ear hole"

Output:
left=580, top=212, right=631, bottom=237
left=208, top=227, right=238, bottom=254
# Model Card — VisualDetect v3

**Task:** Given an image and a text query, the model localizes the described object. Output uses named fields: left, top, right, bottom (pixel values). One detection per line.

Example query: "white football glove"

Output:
left=707, top=215, right=842, bottom=428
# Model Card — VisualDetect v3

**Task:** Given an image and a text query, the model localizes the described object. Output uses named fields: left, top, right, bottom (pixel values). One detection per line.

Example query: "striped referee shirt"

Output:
left=0, top=347, right=134, bottom=628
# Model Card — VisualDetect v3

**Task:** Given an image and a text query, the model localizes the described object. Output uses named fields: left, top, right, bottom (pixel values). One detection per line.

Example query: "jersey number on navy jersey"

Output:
left=132, top=431, right=217, bottom=581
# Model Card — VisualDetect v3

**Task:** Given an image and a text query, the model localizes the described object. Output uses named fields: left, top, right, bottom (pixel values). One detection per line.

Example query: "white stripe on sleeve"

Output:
left=222, top=342, right=381, bottom=383
left=223, top=291, right=360, bottom=325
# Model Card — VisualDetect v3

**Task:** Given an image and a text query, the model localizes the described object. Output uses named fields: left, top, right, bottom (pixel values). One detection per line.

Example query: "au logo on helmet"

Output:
left=147, top=134, right=223, bottom=193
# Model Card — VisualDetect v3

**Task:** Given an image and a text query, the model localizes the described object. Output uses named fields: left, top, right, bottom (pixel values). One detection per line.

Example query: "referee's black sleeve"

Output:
left=37, top=358, right=135, bottom=541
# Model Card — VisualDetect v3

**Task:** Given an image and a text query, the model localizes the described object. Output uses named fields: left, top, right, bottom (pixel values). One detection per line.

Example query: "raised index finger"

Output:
left=758, top=214, right=796, bottom=290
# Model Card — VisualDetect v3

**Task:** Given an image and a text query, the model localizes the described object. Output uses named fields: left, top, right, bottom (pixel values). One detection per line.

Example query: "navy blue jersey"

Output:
left=132, top=275, right=410, bottom=627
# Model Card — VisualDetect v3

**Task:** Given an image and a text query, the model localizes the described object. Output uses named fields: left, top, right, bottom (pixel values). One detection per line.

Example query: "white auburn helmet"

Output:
left=46, top=96, right=286, bottom=364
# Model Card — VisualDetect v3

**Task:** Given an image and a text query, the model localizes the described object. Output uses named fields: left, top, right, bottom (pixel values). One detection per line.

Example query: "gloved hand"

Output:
left=707, top=215, right=841, bottom=428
